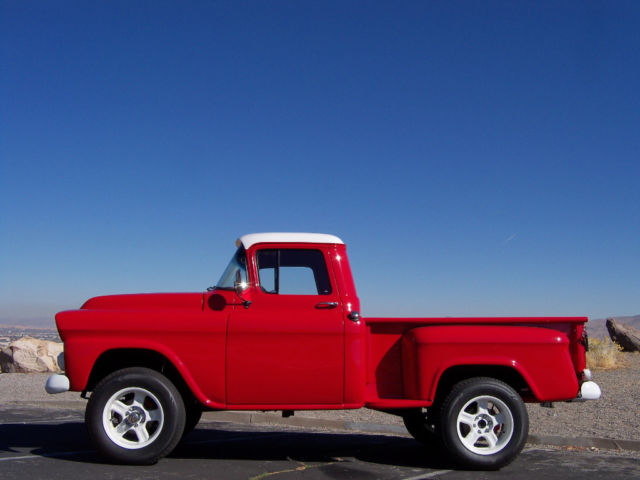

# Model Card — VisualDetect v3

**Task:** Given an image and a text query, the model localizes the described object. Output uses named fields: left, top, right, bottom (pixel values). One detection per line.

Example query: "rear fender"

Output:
left=401, top=325, right=579, bottom=402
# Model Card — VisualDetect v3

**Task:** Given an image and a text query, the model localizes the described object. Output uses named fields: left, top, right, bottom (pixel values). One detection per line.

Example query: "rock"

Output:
left=0, top=348, right=12, bottom=373
left=0, top=336, right=64, bottom=373
left=606, top=318, right=640, bottom=352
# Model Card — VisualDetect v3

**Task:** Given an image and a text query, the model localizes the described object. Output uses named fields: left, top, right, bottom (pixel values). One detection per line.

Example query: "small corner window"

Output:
left=256, top=249, right=332, bottom=295
left=215, top=247, right=248, bottom=289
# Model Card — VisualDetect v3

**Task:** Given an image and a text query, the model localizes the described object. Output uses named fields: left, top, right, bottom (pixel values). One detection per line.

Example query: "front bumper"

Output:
left=571, top=380, right=601, bottom=401
left=45, top=374, right=70, bottom=394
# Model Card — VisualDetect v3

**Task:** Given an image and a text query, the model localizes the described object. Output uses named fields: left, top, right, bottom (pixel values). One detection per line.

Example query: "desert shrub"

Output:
left=586, top=337, right=628, bottom=370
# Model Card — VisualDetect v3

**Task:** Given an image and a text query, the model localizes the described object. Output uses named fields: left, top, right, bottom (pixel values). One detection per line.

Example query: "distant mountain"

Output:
left=0, top=316, right=56, bottom=328
left=0, top=324, right=60, bottom=343
left=586, top=315, right=640, bottom=339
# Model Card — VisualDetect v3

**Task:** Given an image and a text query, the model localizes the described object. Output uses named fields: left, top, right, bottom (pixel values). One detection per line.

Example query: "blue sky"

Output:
left=1, top=1, right=639, bottom=325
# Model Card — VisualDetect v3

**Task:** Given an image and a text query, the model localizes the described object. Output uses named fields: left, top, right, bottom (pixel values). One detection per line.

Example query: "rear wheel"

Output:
left=438, top=377, right=528, bottom=470
left=86, top=367, right=186, bottom=465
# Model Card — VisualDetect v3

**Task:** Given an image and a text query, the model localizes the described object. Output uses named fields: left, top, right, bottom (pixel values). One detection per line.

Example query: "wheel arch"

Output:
left=85, top=348, right=200, bottom=407
left=432, top=365, right=532, bottom=406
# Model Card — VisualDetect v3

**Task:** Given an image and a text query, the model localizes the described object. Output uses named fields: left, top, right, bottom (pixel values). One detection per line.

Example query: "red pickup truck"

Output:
left=47, top=233, right=600, bottom=469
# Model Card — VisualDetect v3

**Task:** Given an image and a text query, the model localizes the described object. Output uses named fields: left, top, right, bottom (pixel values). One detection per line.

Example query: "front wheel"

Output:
left=438, top=377, right=528, bottom=470
left=182, top=404, right=203, bottom=438
left=402, top=408, right=441, bottom=448
left=86, top=367, right=186, bottom=465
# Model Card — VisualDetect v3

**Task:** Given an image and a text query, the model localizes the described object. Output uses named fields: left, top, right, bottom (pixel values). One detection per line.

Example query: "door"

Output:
left=226, top=247, right=345, bottom=406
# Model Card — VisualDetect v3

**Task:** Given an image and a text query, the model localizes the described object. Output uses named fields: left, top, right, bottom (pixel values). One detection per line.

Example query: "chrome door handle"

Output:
left=315, top=302, right=339, bottom=309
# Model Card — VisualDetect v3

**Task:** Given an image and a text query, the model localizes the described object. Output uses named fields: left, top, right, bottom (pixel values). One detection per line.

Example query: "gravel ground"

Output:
left=1, top=354, right=638, bottom=441
left=525, top=353, right=640, bottom=440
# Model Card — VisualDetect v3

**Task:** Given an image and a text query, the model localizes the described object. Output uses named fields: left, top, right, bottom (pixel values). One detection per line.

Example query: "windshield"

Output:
left=216, top=246, right=248, bottom=289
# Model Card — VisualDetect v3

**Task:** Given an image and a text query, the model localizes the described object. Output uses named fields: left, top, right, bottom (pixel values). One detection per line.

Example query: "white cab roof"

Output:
left=236, top=232, right=344, bottom=249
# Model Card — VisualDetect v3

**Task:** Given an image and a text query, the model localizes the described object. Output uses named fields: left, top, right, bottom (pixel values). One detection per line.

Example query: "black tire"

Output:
left=437, top=377, right=528, bottom=470
left=402, top=408, right=441, bottom=448
left=85, top=367, right=186, bottom=465
left=182, top=404, right=203, bottom=438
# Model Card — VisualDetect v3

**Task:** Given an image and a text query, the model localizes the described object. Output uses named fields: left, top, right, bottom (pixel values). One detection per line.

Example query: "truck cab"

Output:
left=213, top=233, right=363, bottom=408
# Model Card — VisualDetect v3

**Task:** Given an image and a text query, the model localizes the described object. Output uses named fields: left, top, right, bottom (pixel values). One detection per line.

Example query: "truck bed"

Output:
left=363, top=316, right=587, bottom=408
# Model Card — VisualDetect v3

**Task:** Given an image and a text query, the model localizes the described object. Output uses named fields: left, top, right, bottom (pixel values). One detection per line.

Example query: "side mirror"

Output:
left=234, top=270, right=251, bottom=309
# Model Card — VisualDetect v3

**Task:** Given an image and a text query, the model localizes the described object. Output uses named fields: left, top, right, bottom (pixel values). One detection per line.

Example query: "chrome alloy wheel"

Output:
left=102, top=387, right=165, bottom=449
left=455, top=395, right=514, bottom=455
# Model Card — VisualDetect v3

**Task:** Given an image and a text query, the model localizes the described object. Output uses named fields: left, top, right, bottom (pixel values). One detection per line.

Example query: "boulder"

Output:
left=0, top=336, right=64, bottom=373
left=606, top=318, right=640, bottom=353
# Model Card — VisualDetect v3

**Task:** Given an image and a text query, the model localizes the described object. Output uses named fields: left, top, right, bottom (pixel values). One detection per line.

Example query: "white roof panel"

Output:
left=236, top=232, right=344, bottom=249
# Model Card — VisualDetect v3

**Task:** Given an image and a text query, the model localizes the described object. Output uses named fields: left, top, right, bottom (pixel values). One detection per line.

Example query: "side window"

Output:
left=256, top=249, right=332, bottom=295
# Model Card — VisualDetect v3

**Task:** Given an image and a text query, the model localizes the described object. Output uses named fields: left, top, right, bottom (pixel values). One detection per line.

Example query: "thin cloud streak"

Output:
left=502, top=233, right=517, bottom=246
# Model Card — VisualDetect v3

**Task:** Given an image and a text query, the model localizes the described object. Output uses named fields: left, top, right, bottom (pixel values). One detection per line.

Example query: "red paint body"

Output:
left=56, top=240, right=589, bottom=411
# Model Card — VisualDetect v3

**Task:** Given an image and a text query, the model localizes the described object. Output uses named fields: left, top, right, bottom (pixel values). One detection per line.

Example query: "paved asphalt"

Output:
left=1, top=405, right=639, bottom=480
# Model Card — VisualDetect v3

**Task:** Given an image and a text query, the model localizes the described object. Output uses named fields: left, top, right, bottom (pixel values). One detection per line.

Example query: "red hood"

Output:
left=81, top=293, right=204, bottom=310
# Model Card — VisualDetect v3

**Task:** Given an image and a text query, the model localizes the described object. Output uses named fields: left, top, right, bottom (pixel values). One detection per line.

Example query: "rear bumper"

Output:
left=45, top=374, right=70, bottom=394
